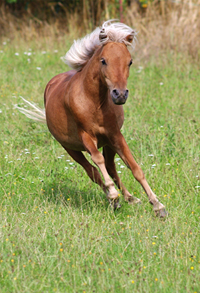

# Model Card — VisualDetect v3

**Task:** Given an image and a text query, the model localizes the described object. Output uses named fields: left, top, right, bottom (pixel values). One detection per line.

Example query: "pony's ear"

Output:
left=99, top=28, right=108, bottom=42
left=125, top=33, right=134, bottom=44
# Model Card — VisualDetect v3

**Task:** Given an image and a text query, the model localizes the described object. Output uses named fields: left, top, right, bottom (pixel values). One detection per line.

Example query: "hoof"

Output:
left=109, top=198, right=121, bottom=210
left=125, top=196, right=141, bottom=205
left=155, top=208, right=168, bottom=218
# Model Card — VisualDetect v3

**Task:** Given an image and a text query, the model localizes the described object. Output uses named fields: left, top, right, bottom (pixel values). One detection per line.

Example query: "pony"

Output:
left=17, top=20, right=167, bottom=217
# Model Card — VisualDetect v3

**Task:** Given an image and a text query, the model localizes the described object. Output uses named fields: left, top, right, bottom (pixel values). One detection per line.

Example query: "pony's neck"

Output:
left=82, top=46, right=108, bottom=105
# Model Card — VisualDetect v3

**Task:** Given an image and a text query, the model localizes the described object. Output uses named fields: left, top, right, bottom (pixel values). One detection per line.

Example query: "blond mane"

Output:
left=61, top=20, right=136, bottom=71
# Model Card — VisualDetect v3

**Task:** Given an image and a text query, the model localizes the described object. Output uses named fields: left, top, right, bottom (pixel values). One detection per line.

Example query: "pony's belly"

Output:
left=47, top=123, right=85, bottom=151
left=60, top=138, right=85, bottom=151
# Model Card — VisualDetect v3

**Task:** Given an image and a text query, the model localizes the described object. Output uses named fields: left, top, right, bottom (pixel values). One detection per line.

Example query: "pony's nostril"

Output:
left=112, top=89, right=120, bottom=99
left=124, top=89, right=129, bottom=99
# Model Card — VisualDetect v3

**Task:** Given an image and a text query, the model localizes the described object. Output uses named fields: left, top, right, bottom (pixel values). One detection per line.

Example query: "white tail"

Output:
left=15, top=97, right=46, bottom=123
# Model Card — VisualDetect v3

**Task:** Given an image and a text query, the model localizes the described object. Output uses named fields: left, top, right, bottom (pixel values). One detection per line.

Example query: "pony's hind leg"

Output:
left=65, top=148, right=107, bottom=193
left=103, top=146, right=141, bottom=204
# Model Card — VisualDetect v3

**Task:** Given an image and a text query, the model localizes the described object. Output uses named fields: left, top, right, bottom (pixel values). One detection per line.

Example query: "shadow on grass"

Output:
left=40, top=177, right=146, bottom=218
left=41, top=179, right=112, bottom=212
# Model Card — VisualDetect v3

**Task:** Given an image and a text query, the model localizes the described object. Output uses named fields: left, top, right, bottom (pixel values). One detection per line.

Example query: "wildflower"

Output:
left=155, top=278, right=158, bottom=281
left=152, top=242, right=156, bottom=245
left=131, top=280, right=135, bottom=284
left=190, top=267, right=194, bottom=270
left=60, top=248, right=63, bottom=252
left=11, top=259, right=14, bottom=263
left=36, top=67, right=41, bottom=70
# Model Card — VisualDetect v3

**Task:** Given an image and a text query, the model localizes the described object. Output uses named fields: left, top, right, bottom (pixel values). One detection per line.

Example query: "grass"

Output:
left=0, top=37, right=200, bottom=293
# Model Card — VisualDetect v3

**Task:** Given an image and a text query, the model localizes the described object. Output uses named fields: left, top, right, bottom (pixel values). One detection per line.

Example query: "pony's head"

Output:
left=99, top=29, right=134, bottom=105
left=62, top=20, right=136, bottom=69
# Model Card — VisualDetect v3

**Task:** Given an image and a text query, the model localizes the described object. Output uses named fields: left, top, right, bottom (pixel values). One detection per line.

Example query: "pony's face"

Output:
left=100, top=42, right=132, bottom=105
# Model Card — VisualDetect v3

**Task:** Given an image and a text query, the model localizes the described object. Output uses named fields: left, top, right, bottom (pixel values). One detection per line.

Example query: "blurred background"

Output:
left=0, top=0, right=200, bottom=61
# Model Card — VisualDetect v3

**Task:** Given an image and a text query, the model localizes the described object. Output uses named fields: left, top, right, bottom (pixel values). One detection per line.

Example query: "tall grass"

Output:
left=1, top=0, right=200, bottom=61
left=0, top=25, right=200, bottom=292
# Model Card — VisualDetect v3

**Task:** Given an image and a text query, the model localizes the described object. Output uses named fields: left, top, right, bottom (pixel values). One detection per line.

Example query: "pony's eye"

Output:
left=101, top=58, right=107, bottom=65
left=129, top=59, right=133, bottom=67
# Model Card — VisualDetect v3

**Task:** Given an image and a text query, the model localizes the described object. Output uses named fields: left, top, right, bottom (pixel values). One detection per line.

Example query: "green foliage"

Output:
left=6, top=0, right=17, bottom=3
left=0, top=38, right=200, bottom=292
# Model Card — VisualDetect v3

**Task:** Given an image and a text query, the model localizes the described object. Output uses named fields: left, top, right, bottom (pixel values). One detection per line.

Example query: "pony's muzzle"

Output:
left=111, top=88, right=129, bottom=105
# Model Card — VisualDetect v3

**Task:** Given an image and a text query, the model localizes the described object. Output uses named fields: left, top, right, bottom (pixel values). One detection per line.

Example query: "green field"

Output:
left=0, top=38, right=200, bottom=292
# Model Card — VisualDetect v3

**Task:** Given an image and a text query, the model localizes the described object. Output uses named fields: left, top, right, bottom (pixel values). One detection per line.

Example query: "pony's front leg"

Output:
left=112, top=134, right=167, bottom=217
left=103, top=146, right=141, bottom=204
left=81, top=132, right=120, bottom=209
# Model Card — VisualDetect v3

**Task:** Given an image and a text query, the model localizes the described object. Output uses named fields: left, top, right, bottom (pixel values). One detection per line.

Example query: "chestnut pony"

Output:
left=18, top=21, right=167, bottom=217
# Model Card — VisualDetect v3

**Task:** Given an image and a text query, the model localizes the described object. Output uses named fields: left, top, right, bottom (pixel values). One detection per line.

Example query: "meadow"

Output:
left=0, top=34, right=200, bottom=292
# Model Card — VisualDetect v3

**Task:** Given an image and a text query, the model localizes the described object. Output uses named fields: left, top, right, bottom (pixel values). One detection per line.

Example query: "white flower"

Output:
left=15, top=53, right=19, bottom=56
left=36, top=67, right=41, bottom=70
left=115, top=158, right=121, bottom=162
